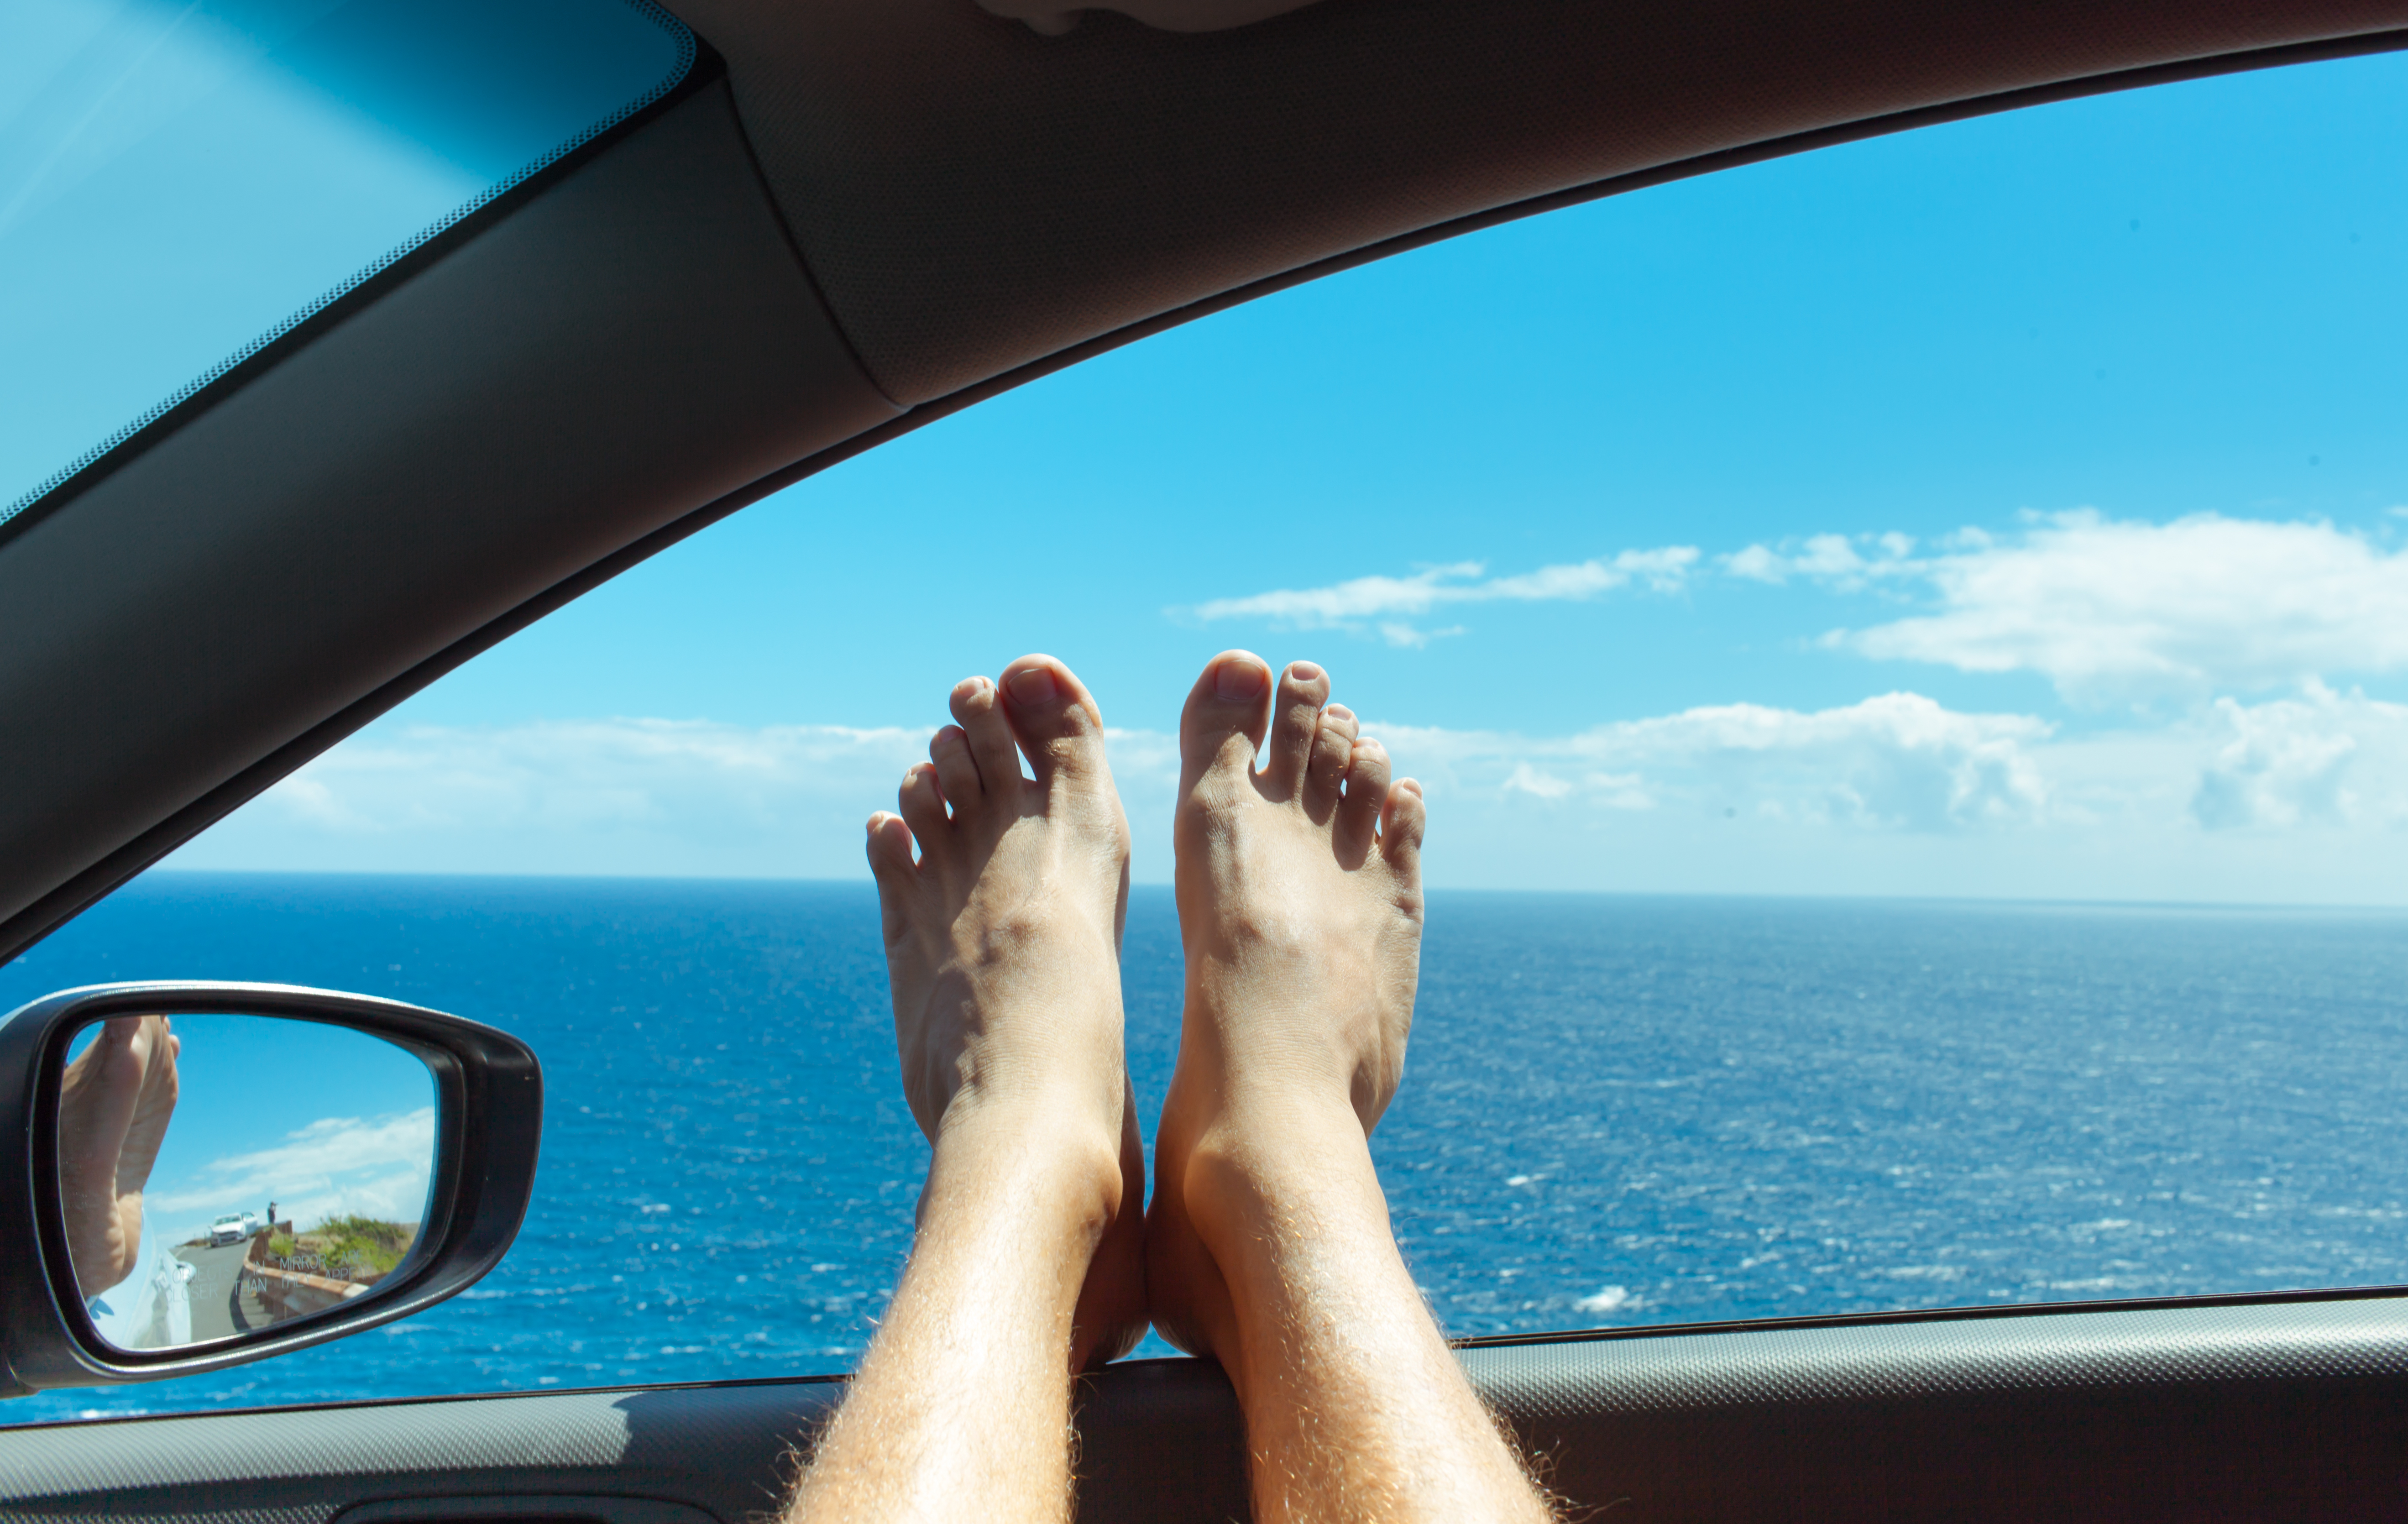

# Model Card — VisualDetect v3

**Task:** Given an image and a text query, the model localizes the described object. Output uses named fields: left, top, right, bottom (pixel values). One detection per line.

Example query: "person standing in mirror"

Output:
left=57, top=1014, right=192, bottom=1349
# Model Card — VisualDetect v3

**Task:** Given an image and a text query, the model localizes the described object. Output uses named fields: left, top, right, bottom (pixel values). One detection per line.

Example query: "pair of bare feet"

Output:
left=795, top=651, right=1548, bottom=1523
left=864, top=649, right=1422, bottom=1372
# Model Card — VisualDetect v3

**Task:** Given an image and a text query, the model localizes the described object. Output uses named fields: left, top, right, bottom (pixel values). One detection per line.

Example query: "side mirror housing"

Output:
left=0, top=982, right=540, bottom=1393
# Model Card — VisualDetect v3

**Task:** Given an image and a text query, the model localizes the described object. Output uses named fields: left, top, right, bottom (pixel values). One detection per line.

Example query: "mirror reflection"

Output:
left=57, top=1012, right=436, bottom=1351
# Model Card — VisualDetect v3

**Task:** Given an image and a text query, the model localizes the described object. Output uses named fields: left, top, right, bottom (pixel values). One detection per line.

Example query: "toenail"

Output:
left=1007, top=666, right=1060, bottom=704
left=1215, top=660, right=1268, bottom=700
left=1289, top=661, right=1324, bottom=682
left=1325, top=704, right=1354, bottom=722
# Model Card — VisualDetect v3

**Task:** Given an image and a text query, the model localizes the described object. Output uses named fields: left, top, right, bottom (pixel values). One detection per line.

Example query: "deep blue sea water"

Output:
left=5, top=874, right=2407, bottom=1425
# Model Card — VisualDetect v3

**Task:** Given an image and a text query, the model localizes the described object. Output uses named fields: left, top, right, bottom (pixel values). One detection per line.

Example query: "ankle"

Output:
left=1175, top=1100, right=1385, bottom=1260
left=925, top=1098, right=1128, bottom=1243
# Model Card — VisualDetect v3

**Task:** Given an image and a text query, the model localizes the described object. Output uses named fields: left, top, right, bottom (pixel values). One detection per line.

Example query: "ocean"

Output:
left=5, top=874, right=2406, bottom=1425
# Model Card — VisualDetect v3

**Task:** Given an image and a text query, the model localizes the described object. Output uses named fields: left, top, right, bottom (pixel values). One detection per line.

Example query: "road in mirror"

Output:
left=56, top=1012, right=435, bottom=1352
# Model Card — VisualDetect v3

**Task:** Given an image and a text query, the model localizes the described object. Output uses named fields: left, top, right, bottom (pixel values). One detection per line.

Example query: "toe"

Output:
left=1336, top=737, right=1391, bottom=859
left=1306, top=702, right=1359, bottom=815
left=949, top=676, right=1024, bottom=801
left=1380, top=777, right=1427, bottom=880
left=896, top=763, right=952, bottom=864
left=928, top=724, right=982, bottom=812
left=999, top=655, right=1110, bottom=790
left=1262, top=661, right=1331, bottom=801
left=865, top=812, right=917, bottom=944
left=1178, top=650, right=1274, bottom=793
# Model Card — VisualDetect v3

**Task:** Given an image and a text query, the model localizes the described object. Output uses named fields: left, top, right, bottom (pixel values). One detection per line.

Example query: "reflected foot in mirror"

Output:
left=864, top=654, right=1147, bottom=1370
left=57, top=1015, right=181, bottom=1295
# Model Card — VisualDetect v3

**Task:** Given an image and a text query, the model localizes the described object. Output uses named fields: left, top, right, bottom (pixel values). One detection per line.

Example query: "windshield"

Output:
left=0, top=0, right=690, bottom=526
left=5, top=43, right=2406, bottom=1422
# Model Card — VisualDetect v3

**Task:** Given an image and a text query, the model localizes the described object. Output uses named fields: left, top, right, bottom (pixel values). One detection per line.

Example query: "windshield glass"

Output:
left=0, top=0, right=689, bottom=525
left=5, top=44, right=2406, bottom=1423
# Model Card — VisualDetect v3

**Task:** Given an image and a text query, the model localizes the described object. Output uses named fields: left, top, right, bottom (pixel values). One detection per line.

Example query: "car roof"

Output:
left=2, top=0, right=2403, bottom=959
left=671, top=0, right=2408, bottom=407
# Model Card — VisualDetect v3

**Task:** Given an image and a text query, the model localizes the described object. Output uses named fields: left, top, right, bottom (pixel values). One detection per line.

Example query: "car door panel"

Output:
left=9, top=1297, right=2403, bottom=1522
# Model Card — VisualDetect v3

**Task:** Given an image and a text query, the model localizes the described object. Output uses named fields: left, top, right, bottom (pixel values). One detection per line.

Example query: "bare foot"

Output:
left=1146, top=651, right=1427, bottom=1359
left=865, top=655, right=1148, bottom=1370
left=58, top=1014, right=181, bottom=1292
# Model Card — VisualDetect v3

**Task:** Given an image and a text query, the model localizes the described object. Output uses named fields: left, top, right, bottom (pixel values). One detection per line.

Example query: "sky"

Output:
left=138, top=44, right=2408, bottom=904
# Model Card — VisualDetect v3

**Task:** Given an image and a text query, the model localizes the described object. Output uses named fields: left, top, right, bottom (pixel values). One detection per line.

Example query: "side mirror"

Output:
left=0, top=983, right=540, bottom=1394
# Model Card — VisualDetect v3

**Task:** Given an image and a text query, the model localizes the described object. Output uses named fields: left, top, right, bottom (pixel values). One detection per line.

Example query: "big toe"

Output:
left=1179, top=650, right=1273, bottom=793
left=864, top=811, right=918, bottom=945
left=998, top=654, right=1110, bottom=791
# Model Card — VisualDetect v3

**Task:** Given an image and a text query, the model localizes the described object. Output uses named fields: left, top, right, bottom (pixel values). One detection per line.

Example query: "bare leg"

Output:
left=1149, top=652, right=1557, bottom=1524
left=785, top=655, right=1146, bottom=1524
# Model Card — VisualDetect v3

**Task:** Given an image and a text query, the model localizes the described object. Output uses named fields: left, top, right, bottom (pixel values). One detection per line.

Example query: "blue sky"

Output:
left=51, top=36, right=2408, bottom=902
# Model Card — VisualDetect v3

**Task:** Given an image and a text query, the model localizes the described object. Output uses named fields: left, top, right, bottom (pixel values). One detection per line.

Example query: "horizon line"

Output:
left=118, top=867, right=2408, bottom=916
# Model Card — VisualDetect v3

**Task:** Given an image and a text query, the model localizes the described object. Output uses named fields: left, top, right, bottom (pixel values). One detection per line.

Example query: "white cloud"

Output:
left=151, top=1108, right=437, bottom=1242
left=1380, top=621, right=1466, bottom=649
left=1724, top=532, right=1916, bottom=587
left=1184, top=547, right=1698, bottom=645
left=1503, top=763, right=1575, bottom=800
left=2190, top=683, right=2408, bottom=831
left=1183, top=513, right=2408, bottom=703
left=1366, top=686, right=2408, bottom=902
left=174, top=719, right=1188, bottom=882
left=263, top=719, right=934, bottom=835
left=1388, top=686, right=2408, bottom=844
left=1826, top=512, right=2408, bottom=703
left=170, top=684, right=2408, bottom=904
left=1389, top=692, right=2052, bottom=833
